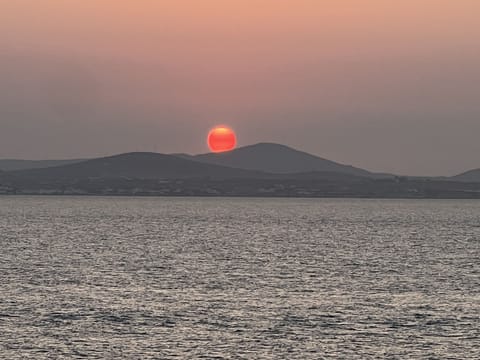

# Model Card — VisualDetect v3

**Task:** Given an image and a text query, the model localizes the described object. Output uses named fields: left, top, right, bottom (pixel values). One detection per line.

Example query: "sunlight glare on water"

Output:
left=0, top=197, right=479, bottom=359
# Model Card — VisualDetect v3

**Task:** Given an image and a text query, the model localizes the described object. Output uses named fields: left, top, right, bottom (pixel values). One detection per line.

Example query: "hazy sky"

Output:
left=1, top=1, right=479, bottom=175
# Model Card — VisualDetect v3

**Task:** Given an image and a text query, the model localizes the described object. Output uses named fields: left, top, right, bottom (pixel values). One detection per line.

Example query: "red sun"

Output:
left=207, top=126, right=237, bottom=153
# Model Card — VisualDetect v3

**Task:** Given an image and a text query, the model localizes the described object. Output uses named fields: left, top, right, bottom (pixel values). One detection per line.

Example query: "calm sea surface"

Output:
left=0, top=197, right=479, bottom=359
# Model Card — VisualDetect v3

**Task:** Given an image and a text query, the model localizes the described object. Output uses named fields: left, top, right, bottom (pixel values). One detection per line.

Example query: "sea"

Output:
left=0, top=196, right=478, bottom=359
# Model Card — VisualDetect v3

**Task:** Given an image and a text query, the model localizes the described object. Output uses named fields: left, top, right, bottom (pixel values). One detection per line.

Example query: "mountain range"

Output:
left=175, top=143, right=387, bottom=178
left=1, top=142, right=478, bottom=180
left=1, top=143, right=383, bottom=177
left=451, top=169, right=480, bottom=183
left=9, top=152, right=266, bottom=180
left=1, top=143, right=479, bottom=197
left=0, top=158, right=86, bottom=171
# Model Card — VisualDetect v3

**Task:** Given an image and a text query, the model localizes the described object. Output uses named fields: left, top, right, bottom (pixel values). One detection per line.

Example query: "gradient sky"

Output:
left=1, top=1, right=479, bottom=175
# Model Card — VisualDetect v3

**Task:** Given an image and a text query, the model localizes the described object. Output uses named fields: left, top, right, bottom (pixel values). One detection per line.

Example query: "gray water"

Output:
left=0, top=197, right=478, bottom=359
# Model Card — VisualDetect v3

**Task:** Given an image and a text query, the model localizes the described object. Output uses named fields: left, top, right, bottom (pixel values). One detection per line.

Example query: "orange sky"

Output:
left=1, top=1, right=480, bottom=175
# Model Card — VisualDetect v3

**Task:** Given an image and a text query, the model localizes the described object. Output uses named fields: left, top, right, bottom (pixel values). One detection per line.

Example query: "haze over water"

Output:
left=0, top=197, right=478, bottom=358
left=2, top=1, right=480, bottom=175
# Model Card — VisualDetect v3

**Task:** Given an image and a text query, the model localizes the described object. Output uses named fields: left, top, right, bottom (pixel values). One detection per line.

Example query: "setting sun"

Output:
left=207, top=126, right=237, bottom=153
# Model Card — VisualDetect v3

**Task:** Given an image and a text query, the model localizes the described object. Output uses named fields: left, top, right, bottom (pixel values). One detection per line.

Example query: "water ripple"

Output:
left=0, top=197, right=479, bottom=359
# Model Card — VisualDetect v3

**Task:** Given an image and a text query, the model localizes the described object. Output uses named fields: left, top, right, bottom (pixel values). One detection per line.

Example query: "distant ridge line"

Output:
left=1, top=142, right=479, bottom=182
